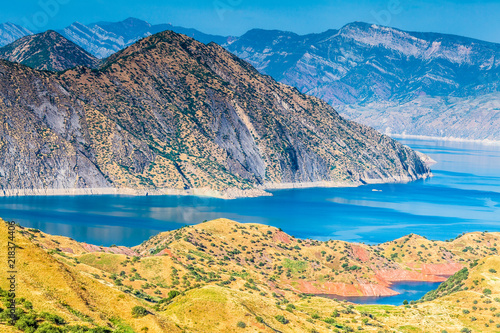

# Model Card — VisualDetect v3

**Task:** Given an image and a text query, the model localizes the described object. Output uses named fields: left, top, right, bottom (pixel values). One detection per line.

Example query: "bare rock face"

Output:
left=0, top=30, right=430, bottom=196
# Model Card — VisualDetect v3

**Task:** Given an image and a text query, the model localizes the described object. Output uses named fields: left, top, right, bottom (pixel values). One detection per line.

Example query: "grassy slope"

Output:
left=1, top=218, right=499, bottom=333
left=0, top=221, right=181, bottom=333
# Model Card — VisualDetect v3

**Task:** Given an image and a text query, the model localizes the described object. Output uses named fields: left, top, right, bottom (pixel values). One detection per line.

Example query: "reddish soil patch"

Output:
left=61, top=247, right=74, bottom=254
left=81, top=243, right=137, bottom=256
left=105, top=246, right=138, bottom=256
left=157, top=248, right=175, bottom=258
left=421, top=263, right=463, bottom=277
left=352, top=245, right=370, bottom=262
left=375, top=269, right=447, bottom=283
left=293, top=280, right=398, bottom=297
left=82, top=243, right=102, bottom=253
left=273, top=231, right=291, bottom=244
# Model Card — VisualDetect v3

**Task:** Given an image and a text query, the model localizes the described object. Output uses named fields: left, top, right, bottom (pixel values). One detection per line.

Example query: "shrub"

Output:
left=131, top=306, right=149, bottom=318
left=484, top=289, right=492, bottom=295
left=237, top=321, right=246, bottom=328
left=167, top=290, right=180, bottom=300
left=24, top=301, right=33, bottom=310
left=39, top=312, right=65, bottom=325
left=255, top=316, right=263, bottom=323
left=275, top=315, right=289, bottom=324
left=15, top=314, right=38, bottom=333
left=34, top=323, right=64, bottom=333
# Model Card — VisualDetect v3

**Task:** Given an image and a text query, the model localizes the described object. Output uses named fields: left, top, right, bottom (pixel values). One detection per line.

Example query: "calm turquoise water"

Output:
left=1, top=138, right=499, bottom=248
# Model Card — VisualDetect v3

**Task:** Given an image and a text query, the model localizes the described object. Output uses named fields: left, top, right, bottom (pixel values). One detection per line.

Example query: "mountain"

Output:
left=0, top=30, right=101, bottom=71
left=0, top=22, right=32, bottom=47
left=225, top=22, right=500, bottom=140
left=0, top=30, right=429, bottom=197
left=341, top=92, right=500, bottom=140
left=1, top=218, right=499, bottom=332
left=59, top=17, right=230, bottom=58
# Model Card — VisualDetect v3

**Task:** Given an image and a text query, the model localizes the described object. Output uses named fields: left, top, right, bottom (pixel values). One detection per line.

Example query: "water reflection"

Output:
left=1, top=138, right=499, bottom=246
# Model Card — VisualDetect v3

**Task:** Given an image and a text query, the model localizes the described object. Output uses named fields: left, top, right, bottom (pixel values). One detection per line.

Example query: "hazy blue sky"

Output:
left=2, top=0, right=499, bottom=43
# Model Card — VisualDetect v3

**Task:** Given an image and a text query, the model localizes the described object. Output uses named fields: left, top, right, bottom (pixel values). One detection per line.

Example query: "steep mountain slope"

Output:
left=0, top=30, right=430, bottom=197
left=2, top=219, right=499, bottom=333
left=0, top=22, right=32, bottom=47
left=0, top=30, right=101, bottom=71
left=225, top=22, right=500, bottom=140
left=340, top=92, right=500, bottom=140
left=59, top=17, right=229, bottom=58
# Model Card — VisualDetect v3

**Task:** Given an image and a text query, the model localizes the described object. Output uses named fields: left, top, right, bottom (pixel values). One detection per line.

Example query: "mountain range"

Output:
left=0, top=29, right=429, bottom=197
left=1, top=18, right=498, bottom=141
left=225, top=23, right=500, bottom=141
left=58, top=17, right=230, bottom=58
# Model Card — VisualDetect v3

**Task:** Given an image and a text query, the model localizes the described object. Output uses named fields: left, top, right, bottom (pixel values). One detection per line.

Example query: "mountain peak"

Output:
left=0, top=30, right=100, bottom=71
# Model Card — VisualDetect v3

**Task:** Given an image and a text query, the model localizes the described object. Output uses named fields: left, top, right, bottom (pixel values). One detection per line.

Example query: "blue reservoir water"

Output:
left=1, top=138, right=499, bottom=248
left=322, top=281, right=443, bottom=305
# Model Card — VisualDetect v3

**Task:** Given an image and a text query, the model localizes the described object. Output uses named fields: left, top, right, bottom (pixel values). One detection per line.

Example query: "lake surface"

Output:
left=322, top=281, right=443, bottom=306
left=1, top=138, right=499, bottom=248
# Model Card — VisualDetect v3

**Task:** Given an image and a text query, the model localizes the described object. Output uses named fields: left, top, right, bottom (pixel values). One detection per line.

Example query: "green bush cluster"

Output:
left=420, top=268, right=469, bottom=302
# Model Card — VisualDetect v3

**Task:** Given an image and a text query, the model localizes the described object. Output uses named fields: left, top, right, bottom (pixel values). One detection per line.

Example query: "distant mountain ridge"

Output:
left=58, top=17, right=231, bottom=58
left=0, top=30, right=100, bottom=71
left=225, top=22, right=500, bottom=105
left=224, top=22, right=500, bottom=140
left=1, top=19, right=498, bottom=140
left=0, top=22, right=32, bottom=47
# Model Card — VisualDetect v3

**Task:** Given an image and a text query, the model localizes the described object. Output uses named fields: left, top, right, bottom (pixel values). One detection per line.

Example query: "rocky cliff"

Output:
left=0, top=30, right=430, bottom=197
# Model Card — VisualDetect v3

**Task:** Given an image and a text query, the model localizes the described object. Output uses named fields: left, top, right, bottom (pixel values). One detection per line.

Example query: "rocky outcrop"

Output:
left=0, top=30, right=430, bottom=197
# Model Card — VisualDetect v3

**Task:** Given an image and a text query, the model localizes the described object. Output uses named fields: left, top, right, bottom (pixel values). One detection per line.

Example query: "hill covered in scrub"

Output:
left=0, top=30, right=101, bottom=71
left=0, top=29, right=430, bottom=198
left=1, top=218, right=499, bottom=332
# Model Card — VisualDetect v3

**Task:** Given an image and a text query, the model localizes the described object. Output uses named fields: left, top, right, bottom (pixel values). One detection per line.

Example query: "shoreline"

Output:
left=390, top=133, right=500, bottom=145
left=0, top=173, right=431, bottom=200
